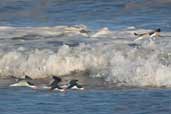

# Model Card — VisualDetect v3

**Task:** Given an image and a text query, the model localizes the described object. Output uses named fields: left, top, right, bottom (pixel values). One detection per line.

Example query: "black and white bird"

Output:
left=49, top=76, right=65, bottom=92
left=9, top=75, right=37, bottom=89
left=134, top=28, right=161, bottom=41
left=66, top=79, right=84, bottom=90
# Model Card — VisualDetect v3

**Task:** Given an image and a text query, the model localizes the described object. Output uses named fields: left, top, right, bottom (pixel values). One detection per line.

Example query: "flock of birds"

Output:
left=10, top=75, right=84, bottom=92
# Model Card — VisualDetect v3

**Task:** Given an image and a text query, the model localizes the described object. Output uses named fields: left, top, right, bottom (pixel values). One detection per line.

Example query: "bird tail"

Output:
left=134, top=33, right=139, bottom=36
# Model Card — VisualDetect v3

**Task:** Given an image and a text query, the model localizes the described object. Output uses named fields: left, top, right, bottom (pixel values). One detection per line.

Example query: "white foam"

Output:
left=0, top=24, right=89, bottom=39
left=91, top=27, right=112, bottom=38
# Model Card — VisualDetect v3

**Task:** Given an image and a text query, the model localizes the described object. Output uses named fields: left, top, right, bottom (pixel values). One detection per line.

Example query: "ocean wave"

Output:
left=0, top=25, right=171, bottom=87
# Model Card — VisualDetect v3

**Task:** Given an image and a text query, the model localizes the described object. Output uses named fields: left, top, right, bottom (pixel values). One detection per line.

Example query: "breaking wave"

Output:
left=0, top=25, right=171, bottom=87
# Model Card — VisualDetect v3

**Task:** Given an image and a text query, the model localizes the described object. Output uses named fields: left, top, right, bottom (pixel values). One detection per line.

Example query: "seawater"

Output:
left=0, top=0, right=171, bottom=114
left=0, top=88, right=171, bottom=114
left=0, top=0, right=171, bottom=30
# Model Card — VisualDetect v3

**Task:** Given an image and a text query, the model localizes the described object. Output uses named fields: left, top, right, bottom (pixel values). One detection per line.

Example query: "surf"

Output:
left=0, top=25, right=171, bottom=88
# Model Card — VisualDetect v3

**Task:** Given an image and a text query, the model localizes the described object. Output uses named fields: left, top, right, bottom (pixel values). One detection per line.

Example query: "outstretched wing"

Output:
left=52, top=76, right=62, bottom=82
